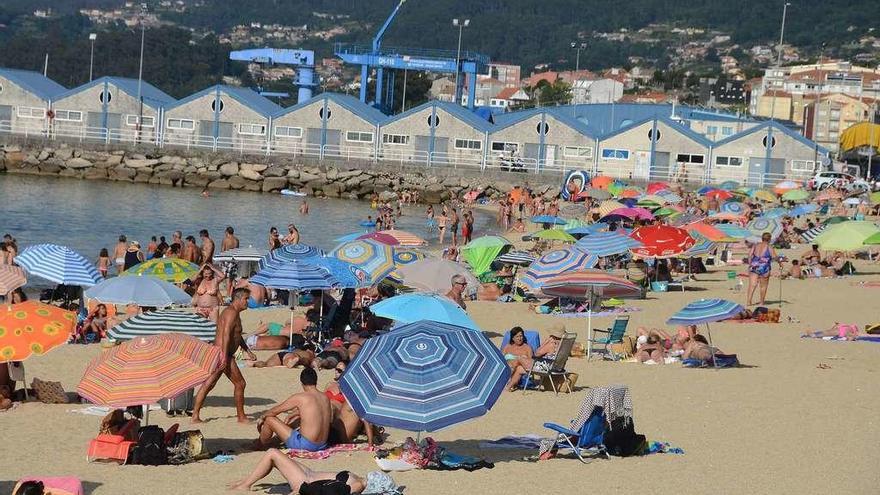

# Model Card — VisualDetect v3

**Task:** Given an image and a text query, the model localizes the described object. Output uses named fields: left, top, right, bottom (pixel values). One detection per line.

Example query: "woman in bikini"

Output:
left=227, top=451, right=372, bottom=493
left=79, top=304, right=109, bottom=342
left=746, top=232, right=778, bottom=306
left=501, top=327, right=533, bottom=392
left=192, top=264, right=225, bottom=321
left=325, top=362, right=379, bottom=446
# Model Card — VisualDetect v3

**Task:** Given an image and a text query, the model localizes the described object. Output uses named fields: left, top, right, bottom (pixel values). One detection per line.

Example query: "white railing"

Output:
left=0, top=119, right=827, bottom=185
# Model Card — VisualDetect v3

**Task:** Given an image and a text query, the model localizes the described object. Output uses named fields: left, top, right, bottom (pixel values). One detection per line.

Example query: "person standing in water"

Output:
left=299, top=200, right=310, bottom=215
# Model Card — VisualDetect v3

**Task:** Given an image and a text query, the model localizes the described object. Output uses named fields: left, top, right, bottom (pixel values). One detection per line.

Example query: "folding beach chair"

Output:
left=86, top=420, right=139, bottom=465
left=523, top=332, right=577, bottom=395
left=543, top=406, right=608, bottom=463
left=588, top=315, right=629, bottom=360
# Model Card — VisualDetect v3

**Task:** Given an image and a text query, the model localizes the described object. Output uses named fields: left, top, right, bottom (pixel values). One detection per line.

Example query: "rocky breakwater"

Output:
left=0, top=144, right=561, bottom=203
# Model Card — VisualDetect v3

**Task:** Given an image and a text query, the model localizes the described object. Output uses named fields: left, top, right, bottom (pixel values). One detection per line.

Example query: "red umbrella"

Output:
left=630, top=225, right=695, bottom=258
left=704, top=189, right=733, bottom=201
left=356, top=232, right=401, bottom=246
left=646, top=182, right=670, bottom=194
left=609, top=207, right=654, bottom=221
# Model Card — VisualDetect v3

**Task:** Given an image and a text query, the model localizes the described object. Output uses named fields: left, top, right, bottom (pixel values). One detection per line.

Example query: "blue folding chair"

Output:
left=500, top=330, right=541, bottom=390
left=543, top=406, right=608, bottom=463
left=588, top=315, right=630, bottom=360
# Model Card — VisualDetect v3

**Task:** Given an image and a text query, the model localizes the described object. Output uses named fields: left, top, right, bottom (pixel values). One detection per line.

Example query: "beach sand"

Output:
left=3, top=255, right=880, bottom=494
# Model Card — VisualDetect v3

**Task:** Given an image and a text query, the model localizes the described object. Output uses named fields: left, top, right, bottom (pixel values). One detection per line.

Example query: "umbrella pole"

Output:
left=586, top=286, right=594, bottom=360
left=705, top=323, right=717, bottom=368
left=143, top=404, right=150, bottom=426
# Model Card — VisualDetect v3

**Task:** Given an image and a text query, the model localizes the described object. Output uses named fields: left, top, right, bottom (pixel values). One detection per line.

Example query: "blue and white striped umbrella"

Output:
left=213, top=246, right=267, bottom=263
left=658, top=191, right=683, bottom=204
left=715, top=224, right=752, bottom=239
left=16, top=243, right=102, bottom=287
left=720, top=201, right=748, bottom=216
left=260, top=243, right=325, bottom=269
left=495, top=250, right=536, bottom=266
left=683, top=237, right=716, bottom=257
left=667, top=299, right=744, bottom=325
left=566, top=223, right=608, bottom=236
left=251, top=259, right=339, bottom=291
left=521, top=247, right=598, bottom=290
left=107, top=309, right=216, bottom=342
left=339, top=320, right=509, bottom=432
left=761, top=207, right=790, bottom=219
left=84, top=275, right=191, bottom=308
left=575, top=231, right=643, bottom=257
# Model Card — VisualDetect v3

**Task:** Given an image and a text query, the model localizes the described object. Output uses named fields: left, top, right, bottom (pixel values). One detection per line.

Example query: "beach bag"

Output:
left=130, top=425, right=167, bottom=466
left=31, top=377, right=69, bottom=404
left=167, top=430, right=205, bottom=465
left=298, top=479, right=352, bottom=495
left=866, top=324, right=880, bottom=335
left=604, top=417, right=646, bottom=457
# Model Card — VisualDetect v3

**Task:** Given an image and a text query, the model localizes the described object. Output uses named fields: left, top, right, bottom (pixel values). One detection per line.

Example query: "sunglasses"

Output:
left=335, top=367, right=345, bottom=373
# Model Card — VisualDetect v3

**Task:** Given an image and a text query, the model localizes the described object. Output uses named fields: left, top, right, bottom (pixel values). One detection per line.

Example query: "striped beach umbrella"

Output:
left=16, top=244, right=102, bottom=287
left=667, top=298, right=744, bottom=326
left=747, top=217, right=783, bottom=241
left=658, top=191, right=683, bottom=204
left=339, top=320, right=509, bottom=432
left=598, top=200, right=626, bottom=217
left=566, top=223, right=609, bottom=236
left=685, top=223, right=734, bottom=243
left=77, top=333, right=224, bottom=408
left=251, top=259, right=339, bottom=291
left=708, top=211, right=747, bottom=222
left=363, top=230, right=428, bottom=247
left=668, top=212, right=705, bottom=227
left=0, top=301, right=76, bottom=362
left=107, top=309, right=216, bottom=342
left=261, top=243, right=325, bottom=268
left=575, top=231, right=643, bottom=257
left=370, top=294, right=479, bottom=330
left=84, top=275, right=192, bottom=308
left=630, top=225, right=695, bottom=259
left=800, top=225, right=826, bottom=243
left=761, top=207, right=790, bottom=219
left=495, top=250, right=536, bottom=266
left=331, top=239, right=397, bottom=282
left=521, top=247, right=598, bottom=290
left=684, top=237, right=716, bottom=256
left=0, top=265, right=27, bottom=294
left=540, top=270, right=641, bottom=300
left=715, top=224, right=752, bottom=240
left=123, top=258, right=199, bottom=283
left=720, top=201, right=749, bottom=216
left=213, top=246, right=267, bottom=263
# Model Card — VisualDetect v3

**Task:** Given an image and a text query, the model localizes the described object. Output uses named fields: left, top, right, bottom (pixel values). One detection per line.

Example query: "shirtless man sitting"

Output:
left=252, top=368, right=332, bottom=452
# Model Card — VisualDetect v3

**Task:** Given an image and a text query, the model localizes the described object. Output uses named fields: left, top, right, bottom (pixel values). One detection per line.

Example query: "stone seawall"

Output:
left=0, top=142, right=563, bottom=204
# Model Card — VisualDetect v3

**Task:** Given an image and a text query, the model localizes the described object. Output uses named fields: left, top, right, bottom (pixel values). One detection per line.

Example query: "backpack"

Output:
left=130, top=425, right=167, bottom=466
left=167, top=430, right=205, bottom=465
left=603, top=417, right=646, bottom=457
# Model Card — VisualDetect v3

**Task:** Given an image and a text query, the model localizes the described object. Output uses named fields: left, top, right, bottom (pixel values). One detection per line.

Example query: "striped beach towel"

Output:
left=286, top=443, right=372, bottom=460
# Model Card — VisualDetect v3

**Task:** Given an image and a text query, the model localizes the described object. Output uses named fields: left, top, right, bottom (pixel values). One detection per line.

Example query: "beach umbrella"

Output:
left=566, top=224, right=609, bottom=236
left=531, top=229, right=576, bottom=243
left=761, top=207, right=791, bottom=219
left=107, top=309, right=216, bottom=342
left=521, top=247, right=598, bottom=290
left=658, top=191, right=683, bottom=204
left=667, top=212, right=705, bottom=227
left=495, top=250, right=537, bottom=266
left=0, top=301, right=76, bottom=362
left=356, top=232, right=400, bottom=246
left=630, top=225, right=695, bottom=259
left=705, top=189, right=733, bottom=201
left=575, top=231, right=643, bottom=257
left=598, top=200, right=626, bottom=217
left=754, top=190, right=777, bottom=202
left=864, top=232, right=880, bottom=245
left=0, top=265, right=27, bottom=294
left=781, top=189, right=810, bottom=202
left=719, top=180, right=740, bottom=191
left=77, top=334, right=224, bottom=421
left=369, top=293, right=479, bottom=330
left=591, top=176, right=614, bottom=189
left=870, top=191, right=880, bottom=204
left=800, top=225, right=827, bottom=244
left=16, top=243, right=102, bottom=287
left=715, top=224, right=752, bottom=240
left=684, top=237, right=716, bottom=256
left=747, top=218, right=783, bottom=241
left=609, top=207, right=654, bottom=221
left=251, top=259, right=340, bottom=291
left=212, top=246, right=267, bottom=263
left=339, top=320, right=509, bottom=432
left=697, top=185, right=714, bottom=195
left=531, top=215, right=568, bottom=225
left=261, top=243, right=325, bottom=268
left=708, top=211, right=748, bottom=222
left=582, top=187, right=611, bottom=200
left=369, top=230, right=428, bottom=247
left=309, top=256, right=372, bottom=288
left=540, top=270, right=641, bottom=359
left=617, top=188, right=642, bottom=199
left=685, top=223, right=734, bottom=243
left=667, top=298, right=744, bottom=368
left=334, top=232, right=367, bottom=243
left=790, top=204, right=818, bottom=217
left=734, top=186, right=755, bottom=197
left=646, top=182, right=670, bottom=194
left=653, top=207, right=679, bottom=217
left=563, top=218, right=588, bottom=230
left=720, top=201, right=749, bottom=216
left=84, top=275, right=192, bottom=308
left=822, top=216, right=850, bottom=225
left=639, top=194, right=668, bottom=206
left=813, top=221, right=880, bottom=251
left=396, top=259, right=480, bottom=294
left=331, top=239, right=397, bottom=282
left=123, top=258, right=199, bottom=283
left=773, top=180, right=801, bottom=195
left=461, top=236, right=512, bottom=275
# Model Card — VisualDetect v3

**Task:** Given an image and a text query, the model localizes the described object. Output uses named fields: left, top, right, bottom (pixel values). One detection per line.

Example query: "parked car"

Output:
left=808, top=171, right=858, bottom=190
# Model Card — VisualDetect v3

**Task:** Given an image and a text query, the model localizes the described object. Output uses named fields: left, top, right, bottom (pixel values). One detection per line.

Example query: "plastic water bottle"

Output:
left=734, top=278, right=744, bottom=293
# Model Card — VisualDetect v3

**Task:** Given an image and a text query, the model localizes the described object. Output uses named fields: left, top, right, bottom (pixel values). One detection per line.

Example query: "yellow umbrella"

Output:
left=598, top=200, right=626, bottom=217
left=754, top=190, right=777, bottom=202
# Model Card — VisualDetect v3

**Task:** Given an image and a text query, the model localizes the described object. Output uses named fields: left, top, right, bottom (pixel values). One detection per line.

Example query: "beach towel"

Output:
left=553, top=308, right=642, bottom=319
left=479, top=435, right=544, bottom=450
left=644, top=441, right=684, bottom=455
left=800, top=335, right=880, bottom=343
left=286, top=443, right=371, bottom=460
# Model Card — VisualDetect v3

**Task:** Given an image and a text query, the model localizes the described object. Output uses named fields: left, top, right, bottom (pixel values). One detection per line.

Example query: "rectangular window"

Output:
left=454, top=138, right=482, bottom=151
left=125, top=115, right=154, bottom=127
left=54, top=109, right=83, bottom=122
left=17, top=106, right=45, bottom=119
left=707, top=125, right=718, bottom=135
left=382, top=134, right=410, bottom=145
left=238, top=123, right=266, bottom=136
left=275, top=126, right=303, bottom=138
left=601, top=148, right=630, bottom=160
left=346, top=131, right=374, bottom=143
left=721, top=127, right=733, bottom=136
left=563, top=146, right=593, bottom=159
left=791, top=160, right=815, bottom=172
left=490, top=141, right=519, bottom=153
left=715, top=156, right=743, bottom=167
left=166, top=118, right=195, bottom=130
left=676, top=153, right=705, bottom=165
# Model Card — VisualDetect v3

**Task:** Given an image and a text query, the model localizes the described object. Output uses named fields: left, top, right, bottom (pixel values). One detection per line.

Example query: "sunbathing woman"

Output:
left=227, top=449, right=367, bottom=493
left=502, top=327, right=533, bottom=391
left=802, top=323, right=860, bottom=341
left=682, top=334, right=716, bottom=362
left=635, top=333, right=667, bottom=364
left=325, top=362, right=379, bottom=446
left=248, top=345, right=316, bottom=368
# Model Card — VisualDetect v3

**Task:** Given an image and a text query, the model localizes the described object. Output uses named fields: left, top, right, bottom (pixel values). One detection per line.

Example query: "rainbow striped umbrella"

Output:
left=332, top=239, right=398, bottom=282
left=598, top=200, right=626, bottom=217
left=521, top=247, right=598, bottom=290
left=123, top=258, right=199, bottom=283
left=0, top=265, right=27, bottom=294
left=77, top=333, right=223, bottom=408
left=575, top=231, right=643, bottom=257
left=362, top=230, right=428, bottom=247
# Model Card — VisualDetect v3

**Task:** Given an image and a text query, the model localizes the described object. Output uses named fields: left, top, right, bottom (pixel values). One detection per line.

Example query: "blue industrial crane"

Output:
left=229, top=48, right=316, bottom=104
left=335, top=0, right=489, bottom=113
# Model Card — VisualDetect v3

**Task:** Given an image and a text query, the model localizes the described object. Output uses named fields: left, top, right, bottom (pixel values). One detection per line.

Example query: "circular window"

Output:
left=427, top=115, right=440, bottom=127
left=211, top=98, right=224, bottom=112
left=99, top=90, right=112, bottom=103
left=536, top=122, right=549, bottom=135
left=648, top=129, right=661, bottom=142
left=762, top=135, right=776, bottom=148
left=319, top=107, right=332, bottom=119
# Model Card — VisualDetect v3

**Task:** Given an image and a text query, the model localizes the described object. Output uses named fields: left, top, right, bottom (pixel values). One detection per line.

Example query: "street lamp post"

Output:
left=88, top=33, right=97, bottom=82
left=766, top=1, right=791, bottom=182
left=452, top=18, right=470, bottom=106
left=571, top=41, right=587, bottom=115
left=136, top=3, right=147, bottom=143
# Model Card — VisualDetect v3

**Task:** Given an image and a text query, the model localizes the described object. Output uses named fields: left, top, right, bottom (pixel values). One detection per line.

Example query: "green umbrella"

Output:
left=563, top=218, right=587, bottom=230
left=813, top=221, right=880, bottom=251
left=781, top=189, right=809, bottom=202
left=822, top=216, right=850, bottom=226
left=654, top=207, right=679, bottom=217
left=870, top=191, right=880, bottom=204
left=461, top=235, right=512, bottom=275
left=531, top=229, right=576, bottom=243
left=864, top=232, right=880, bottom=245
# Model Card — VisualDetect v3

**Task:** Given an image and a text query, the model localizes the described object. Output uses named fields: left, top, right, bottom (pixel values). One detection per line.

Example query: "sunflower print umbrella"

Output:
left=0, top=302, right=76, bottom=362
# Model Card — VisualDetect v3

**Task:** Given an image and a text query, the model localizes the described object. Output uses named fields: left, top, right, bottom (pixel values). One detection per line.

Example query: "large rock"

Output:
left=134, top=172, right=153, bottom=183
left=239, top=168, right=263, bottom=181
left=218, top=162, right=239, bottom=176
left=298, top=171, right=321, bottom=182
left=184, top=175, right=210, bottom=187
left=84, top=168, right=108, bottom=180
left=124, top=158, right=160, bottom=169
left=337, top=169, right=362, bottom=179
left=262, top=177, right=288, bottom=192
left=262, top=166, right=285, bottom=177
left=65, top=157, right=93, bottom=169
left=109, top=167, right=136, bottom=181
left=37, top=149, right=52, bottom=161
left=104, top=154, right=123, bottom=166
left=227, top=176, right=250, bottom=190
left=160, top=155, right=187, bottom=165
left=208, top=178, right=231, bottom=190
left=240, top=163, right=268, bottom=173
left=37, top=163, right=62, bottom=174
left=321, top=182, right=343, bottom=198
left=59, top=168, right=82, bottom=178
left=54, top=148, right=74, bottom=160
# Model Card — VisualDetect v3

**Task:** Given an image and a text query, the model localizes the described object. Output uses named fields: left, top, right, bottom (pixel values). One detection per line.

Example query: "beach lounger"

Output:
left=523, top=332, right=577, bottom=395
left=588, top=315, right=629, bottom=360
left=542, top=406, right=608, bottom=463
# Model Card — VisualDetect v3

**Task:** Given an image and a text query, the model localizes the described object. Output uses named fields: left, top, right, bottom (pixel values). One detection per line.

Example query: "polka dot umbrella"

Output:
left=0, top=301, right=76, bottom=362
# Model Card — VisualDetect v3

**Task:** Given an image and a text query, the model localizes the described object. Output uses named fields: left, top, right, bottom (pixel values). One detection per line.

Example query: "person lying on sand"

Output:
left=802, top=323, right=859, bottom=341
left=252, top=368, right=331, bottom=452
left=228, top=450, right=370, bottom=493
left=681, top=334, right=717, bottom=362
left=246, top=345, right=316, bottom=369
left=312, top=341, right=351, bottom=370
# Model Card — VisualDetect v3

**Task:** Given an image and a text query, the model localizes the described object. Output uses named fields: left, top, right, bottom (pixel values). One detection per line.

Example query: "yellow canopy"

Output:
left=839, top=122, right=880, bottom=153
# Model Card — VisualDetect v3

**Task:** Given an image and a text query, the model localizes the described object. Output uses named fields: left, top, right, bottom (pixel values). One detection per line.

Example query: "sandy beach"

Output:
left=2, top=247, right=880, bottom=495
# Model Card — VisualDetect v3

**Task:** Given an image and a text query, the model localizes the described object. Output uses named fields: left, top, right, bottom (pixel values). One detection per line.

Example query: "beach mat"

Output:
left=286, top=443, right=370, bottom=460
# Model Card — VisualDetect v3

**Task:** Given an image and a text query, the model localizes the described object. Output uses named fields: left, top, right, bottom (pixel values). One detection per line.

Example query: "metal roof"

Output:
left=54, top=76, right=175, bottom=108
left=381, top=100, right=494, bottom=133
left=274, top=92, right=386, bottom=125
left=0, top=67, right=67, bottom=101
left=714, top=120, right=829, bottom=154
left=166, top=85, right=282, bottom=117
left=492, top=107, right=597, bottom=139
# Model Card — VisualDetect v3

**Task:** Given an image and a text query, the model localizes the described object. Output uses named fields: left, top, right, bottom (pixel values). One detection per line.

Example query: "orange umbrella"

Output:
left=772, top=180, right=802, bottom=195
left=685, top=223, right=735, bottom=243
left=618, top=189, right=641, bottom=199
left=816, top=189, right=843, bottom=202
left=0, top=301, right=76, bottom=362
left=591, top=176, right=614, bottom=190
